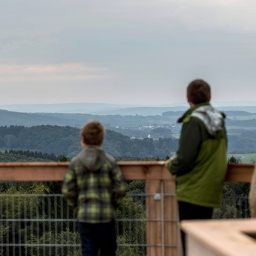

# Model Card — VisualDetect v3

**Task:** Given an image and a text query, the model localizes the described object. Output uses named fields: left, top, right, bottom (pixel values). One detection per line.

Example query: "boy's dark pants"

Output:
left=78, top=219, right=117, bottom=256
left=178, top=201, right=213, bottom=256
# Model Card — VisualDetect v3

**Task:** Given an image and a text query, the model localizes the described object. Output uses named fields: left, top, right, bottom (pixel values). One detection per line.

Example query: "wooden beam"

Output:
left=0, top=161, right=170, bottom=181
left=0, top=162, right=254, bottom=182
left=225, top=163, right=255, bottom=182
left=0, top=162, right=68, bottom=181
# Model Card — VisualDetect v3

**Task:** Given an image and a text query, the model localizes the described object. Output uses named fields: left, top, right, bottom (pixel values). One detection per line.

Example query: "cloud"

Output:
left=2, top=0, right=256, bottom=37
left=91, top=0, right=256, bottom=33
left=0, top=63, right=112, bottom=82
left=168, top=0, right=256, bottom=32
left=0, top=0, right=255, bottom=106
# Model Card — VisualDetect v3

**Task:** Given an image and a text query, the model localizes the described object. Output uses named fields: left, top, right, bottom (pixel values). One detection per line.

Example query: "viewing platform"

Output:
left=0, top=162, right=255, bottom=256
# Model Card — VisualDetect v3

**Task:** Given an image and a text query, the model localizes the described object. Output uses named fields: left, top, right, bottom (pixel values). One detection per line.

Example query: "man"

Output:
left=166, top=79, right=227, bottom=256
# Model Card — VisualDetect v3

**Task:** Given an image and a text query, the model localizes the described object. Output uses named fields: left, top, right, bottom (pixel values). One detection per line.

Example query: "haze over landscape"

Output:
left=0, top=0, right=256, bottom=108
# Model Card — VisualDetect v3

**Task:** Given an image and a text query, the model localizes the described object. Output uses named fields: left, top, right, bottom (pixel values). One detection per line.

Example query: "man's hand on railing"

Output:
left=165, top=157, right=175, bottom=175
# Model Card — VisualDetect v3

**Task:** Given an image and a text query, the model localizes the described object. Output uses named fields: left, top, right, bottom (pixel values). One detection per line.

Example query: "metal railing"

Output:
left=0, top=194, right=78, bottom=256
left=0, top=162, right=254, bottom=256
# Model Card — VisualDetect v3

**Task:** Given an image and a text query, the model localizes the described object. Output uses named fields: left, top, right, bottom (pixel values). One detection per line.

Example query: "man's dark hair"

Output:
left=187, top=79, right=211, bottom=104
left=81, top=120, right=105, bottom=146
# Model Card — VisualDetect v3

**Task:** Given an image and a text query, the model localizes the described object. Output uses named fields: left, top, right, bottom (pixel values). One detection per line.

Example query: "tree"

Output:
left=213, top=156, right=250, bottom=219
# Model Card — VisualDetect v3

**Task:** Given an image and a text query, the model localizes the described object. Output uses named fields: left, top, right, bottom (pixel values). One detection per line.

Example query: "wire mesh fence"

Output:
left=0, top=194, right=79, bottom=256
left=0, top=181, right=181, bottom=256
left=0, top=181, right=250, bottom=256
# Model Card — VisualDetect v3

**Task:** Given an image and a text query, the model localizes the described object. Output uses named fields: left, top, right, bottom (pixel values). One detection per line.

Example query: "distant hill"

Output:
left=0, top=103, right=188, bottom=116
left=223, top=111, right=255, bottom=116
left=0, top=103, right=134, bottom=114
left=0, top=125, right=178, bottom=159
left=217, top=106, right=256, bottom=113
left=0, top=125, right=255, bottom=159
left=0, top=109, right=178, bottom=128
left=1, top=102, right=256, bottom=115
left=91, top=106, right=187, bottom=116
left=0, top=109, right=73, bottom=127
left=1, top=109, right=256, bottom=134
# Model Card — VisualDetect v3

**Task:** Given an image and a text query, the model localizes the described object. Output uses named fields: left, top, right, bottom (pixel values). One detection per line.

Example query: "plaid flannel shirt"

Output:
left=62, top=146, right=126, bottom=223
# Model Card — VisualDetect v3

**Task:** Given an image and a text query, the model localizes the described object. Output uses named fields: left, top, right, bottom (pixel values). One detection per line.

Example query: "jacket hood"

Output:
left=191, top=105, right=225, bottom=136
left=78, top=146, right=107, bottom=171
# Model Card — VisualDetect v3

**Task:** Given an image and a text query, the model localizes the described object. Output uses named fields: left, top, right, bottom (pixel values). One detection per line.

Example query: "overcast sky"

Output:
left=0, top=0, right=256, bottom=106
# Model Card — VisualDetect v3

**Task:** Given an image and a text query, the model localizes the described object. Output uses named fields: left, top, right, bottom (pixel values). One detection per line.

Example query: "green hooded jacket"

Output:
left=167, top=103, right=227, bottom=208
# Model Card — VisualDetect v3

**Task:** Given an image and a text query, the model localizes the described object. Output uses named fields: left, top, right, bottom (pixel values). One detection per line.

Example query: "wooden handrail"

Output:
left=0, top=161, right=254, bottom=182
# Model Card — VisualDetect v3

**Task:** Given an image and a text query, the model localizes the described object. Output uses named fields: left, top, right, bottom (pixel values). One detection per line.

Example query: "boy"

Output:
left=166, top=79, right=227, bottom=256
left=62, top=120, right=127, bottom=256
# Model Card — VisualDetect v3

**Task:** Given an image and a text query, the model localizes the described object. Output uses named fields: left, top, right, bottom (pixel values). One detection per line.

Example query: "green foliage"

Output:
left=58, top=155, right=69, bottom=162
left=117, top=236, right=145, bottom=256
left=0, top=183, right=52, bottom=255
left=213, top=155, right=250, bottom=219
left=104, top=130, right=177, bottom=158
left=1, top=183, right=49, bottom=218
left=228, top=155, right=241, bottom=163
left=0, top=125, right=80, bottom=158
left=126, top=181, right=145, bottom=195
left=214, top=182, right=250, bottom=219
left=27, top=229, right=80, bottom=256
left=0, top=181, right=80, bottom=256
left=116, top=197, right=146, bottom=256
left=0, top=149, right=64, bottom=162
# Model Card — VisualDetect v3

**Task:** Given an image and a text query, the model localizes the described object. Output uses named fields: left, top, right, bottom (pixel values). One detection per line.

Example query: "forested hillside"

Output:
left=0, top=149, right=67, bottom=162
left=0, top=125, right=178, bottom=159
left=0, top=125, right=81, bottom=157
left=0, top=124, right=255, bottom=160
